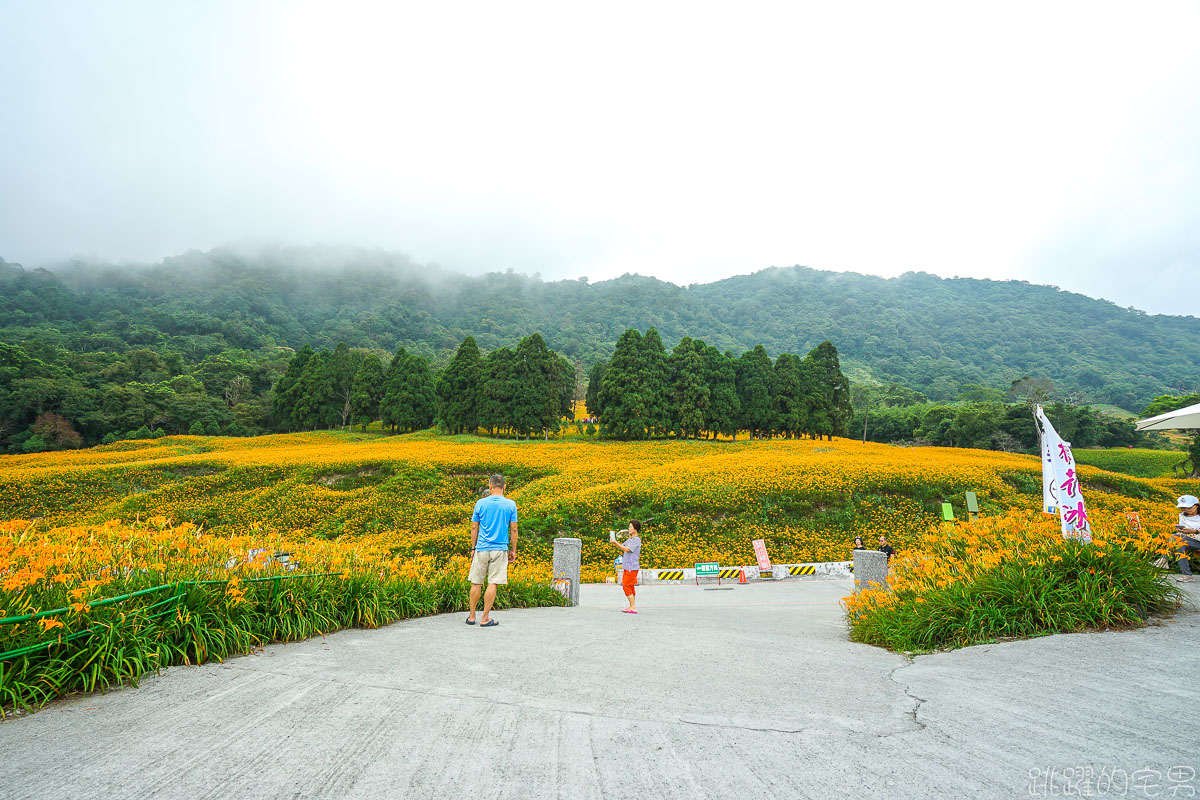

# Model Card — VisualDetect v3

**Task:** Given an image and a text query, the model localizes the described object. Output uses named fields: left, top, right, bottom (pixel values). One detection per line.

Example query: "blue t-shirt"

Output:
left=472, top=494, right=518, bottom=551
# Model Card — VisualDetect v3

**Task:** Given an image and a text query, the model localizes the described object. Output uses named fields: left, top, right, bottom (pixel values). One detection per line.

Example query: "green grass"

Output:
left=1086, top=404, right=1137, bottom=420
left=1073, top=448, right=1187, bottom=479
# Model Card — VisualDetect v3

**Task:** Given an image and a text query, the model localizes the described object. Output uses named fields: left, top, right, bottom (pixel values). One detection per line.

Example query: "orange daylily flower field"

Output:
left=1, top=432, right=1193, bottom=710
left=0, top=432, right=1191, bottom=586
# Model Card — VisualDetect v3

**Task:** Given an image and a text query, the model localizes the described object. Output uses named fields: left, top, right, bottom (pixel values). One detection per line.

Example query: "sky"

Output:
left=2, top=1, right=1199, bottom=316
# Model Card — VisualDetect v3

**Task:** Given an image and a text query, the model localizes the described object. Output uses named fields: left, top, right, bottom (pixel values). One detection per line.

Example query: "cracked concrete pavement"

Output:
left=2, top=579, right=1197, bottom=799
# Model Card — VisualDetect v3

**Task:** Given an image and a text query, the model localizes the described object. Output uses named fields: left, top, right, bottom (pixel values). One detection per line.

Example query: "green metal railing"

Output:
left=0, top=571, right=341, bottom=662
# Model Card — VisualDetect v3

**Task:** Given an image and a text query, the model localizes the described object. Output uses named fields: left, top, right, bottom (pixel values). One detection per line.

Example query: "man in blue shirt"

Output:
left=466, top=474, right=518, bottom=627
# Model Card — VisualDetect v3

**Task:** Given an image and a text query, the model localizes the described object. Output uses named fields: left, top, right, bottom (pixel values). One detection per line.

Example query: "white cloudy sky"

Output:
left=2, top=1, right=1198, bottom=315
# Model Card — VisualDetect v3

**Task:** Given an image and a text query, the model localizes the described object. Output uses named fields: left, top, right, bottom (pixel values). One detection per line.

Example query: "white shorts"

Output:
left=469, top=550, right=509, bottom=585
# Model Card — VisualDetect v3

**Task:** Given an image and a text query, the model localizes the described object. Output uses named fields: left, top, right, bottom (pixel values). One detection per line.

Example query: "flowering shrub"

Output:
left=844, top=510, right=1183, bottom=652
left=0, top=518, right=564, bottom=714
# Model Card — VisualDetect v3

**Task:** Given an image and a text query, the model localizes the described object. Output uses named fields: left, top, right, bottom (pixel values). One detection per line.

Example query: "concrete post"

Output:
left=853, top=549, right=889, bottom=594
left=552, top=537, right=582, bottom=607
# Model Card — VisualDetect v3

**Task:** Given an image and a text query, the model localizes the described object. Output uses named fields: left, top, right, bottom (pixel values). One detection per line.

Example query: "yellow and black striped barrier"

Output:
left=645, top=562, right=851, bottom=582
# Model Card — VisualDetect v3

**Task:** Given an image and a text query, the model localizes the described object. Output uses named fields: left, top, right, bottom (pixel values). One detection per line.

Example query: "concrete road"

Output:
left=2, top=580, right=1197, bottom=800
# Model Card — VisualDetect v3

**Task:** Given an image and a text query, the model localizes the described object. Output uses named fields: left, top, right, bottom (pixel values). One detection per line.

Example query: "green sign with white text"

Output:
left=695, top=562, right=719, bottom=577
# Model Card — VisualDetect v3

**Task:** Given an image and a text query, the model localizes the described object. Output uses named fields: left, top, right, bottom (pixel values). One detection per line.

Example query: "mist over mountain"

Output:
left=3, top=245, right=1198, bottom=410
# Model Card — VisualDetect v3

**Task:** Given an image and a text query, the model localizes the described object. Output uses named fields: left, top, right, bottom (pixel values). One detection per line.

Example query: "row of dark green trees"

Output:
left=586, top=329, right=853, bottom=440
left=272, top=334, right=575, bottom=437
left=270, top=328, right=855, bottom=440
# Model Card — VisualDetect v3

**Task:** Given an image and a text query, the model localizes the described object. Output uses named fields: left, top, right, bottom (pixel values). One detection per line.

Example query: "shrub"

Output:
left=0, top=518, right=566, bottom=715
left=845, top=510, right=1183, bottom=652
left=30, top=413, right=83, bottom=450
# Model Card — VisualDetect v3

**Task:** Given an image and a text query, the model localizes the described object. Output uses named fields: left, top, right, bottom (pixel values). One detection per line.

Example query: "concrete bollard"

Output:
left=552, top=537, right=582, bottom=607
left=853, top=549, right=889, bottom=594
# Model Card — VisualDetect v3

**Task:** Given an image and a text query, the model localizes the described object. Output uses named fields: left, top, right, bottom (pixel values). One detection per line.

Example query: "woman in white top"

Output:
left=1172, top=494, right=1200, bottom=583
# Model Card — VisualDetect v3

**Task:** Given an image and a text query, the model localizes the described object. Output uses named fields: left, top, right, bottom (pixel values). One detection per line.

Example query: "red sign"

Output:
left=752, top=539, right=771, bottom=570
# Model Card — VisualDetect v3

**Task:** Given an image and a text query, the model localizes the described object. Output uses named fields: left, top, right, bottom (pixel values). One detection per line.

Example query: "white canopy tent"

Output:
left=1135, top=402, right=1200, bottom=432
left=1136, top=401, right=1200, bottom=478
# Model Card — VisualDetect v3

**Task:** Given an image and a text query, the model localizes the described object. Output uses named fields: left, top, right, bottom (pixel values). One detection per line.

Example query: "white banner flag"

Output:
left=1040, top=420, right=1061, bottom=514
left=1035, top=406, right=1092, bottom=543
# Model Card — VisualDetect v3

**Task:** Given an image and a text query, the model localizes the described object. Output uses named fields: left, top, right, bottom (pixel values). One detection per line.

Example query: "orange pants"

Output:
left=622, top=569, right=639, bottom=596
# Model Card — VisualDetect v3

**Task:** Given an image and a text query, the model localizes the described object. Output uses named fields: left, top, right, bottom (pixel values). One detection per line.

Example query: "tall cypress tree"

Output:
left=585, top=361, right=607, bottom=418
left=806, top=340, right=852, bottom=439
left=480, top=347, right=517, bottom=436
left=349, top=352, right=385, bottom=431
left=669, top=337, right=709, bottom=439
left=598, top=329, right=648, bottom=439
left=737, top=345, right=776, bottom=439
left=511, top=333, right=561, bottom=438
left=380, top=349, right=405, bottom=433
left=772, top=352, right=807, bottom=438
left=329, top=342, right=364, bottom=429
left=702, top=346, right=740, bottom=440
left=436, top=336, right=484, bottom=435
left=271, top=344, right=313, bottom=431
left=640, top=328, right=672, bottom=437
left=801, top=354, right=831, bottom=438
left=294, top=349, right=336, bottom=430
left=380, top=348, right=436, bottom=433
left=555, top=353, right=576, bottom=423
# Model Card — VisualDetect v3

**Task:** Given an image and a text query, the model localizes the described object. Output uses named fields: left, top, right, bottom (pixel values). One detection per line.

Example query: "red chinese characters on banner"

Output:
left=1036, top=406, right=1092, bottom=543
left=752, top=539, right=772, bottom=571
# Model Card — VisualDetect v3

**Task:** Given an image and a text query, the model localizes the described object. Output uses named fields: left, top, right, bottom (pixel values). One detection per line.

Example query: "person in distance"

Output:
left=878, top=535, right=895, bottom=562
left=1172, top=494, right=1200, bottom=583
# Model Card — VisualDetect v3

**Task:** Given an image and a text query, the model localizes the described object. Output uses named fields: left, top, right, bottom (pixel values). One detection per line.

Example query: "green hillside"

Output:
left=1073, top=448, right=1190, bottom=479
left=3, top=245, right=1198, bottom=415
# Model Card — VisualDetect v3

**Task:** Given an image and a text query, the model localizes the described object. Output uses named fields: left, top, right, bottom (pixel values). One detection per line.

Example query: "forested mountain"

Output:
left=3, top=245, right=1198, bottom=413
